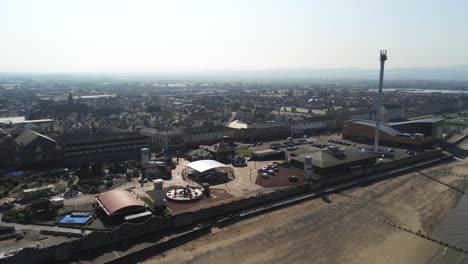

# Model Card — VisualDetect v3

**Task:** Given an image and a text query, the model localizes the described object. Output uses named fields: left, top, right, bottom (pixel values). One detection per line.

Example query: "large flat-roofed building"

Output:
left=227, top=120, right=290, bottom=141
left=342, top=118, right=443, bottom=147
left=0, top=116, right=54, bottom=133
left=56, top=132, right=148, bottom=167
left=289, top=145, right=376, bottom=176
left=23, top=185, right=54, bottom=200
left=389, top=118, right=443, bottom=139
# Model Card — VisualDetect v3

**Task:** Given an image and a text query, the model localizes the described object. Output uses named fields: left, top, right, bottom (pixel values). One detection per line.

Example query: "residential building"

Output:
left=184, top=126, right=234, bottom=148
left=56, top=132, right=148, bottom=167
left=227, top=120, right=290, bottom=141
left=0, top=130, right=17, bottom=167
left=140, top=127, right=184, bottom=152
left=290, top=119, right=330, bottom=137
left=15, top=129, right=62, bottom=166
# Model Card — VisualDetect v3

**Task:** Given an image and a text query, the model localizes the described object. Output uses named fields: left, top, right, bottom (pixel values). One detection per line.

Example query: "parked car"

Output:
left=287, top=146, right=299, bottom=151
left=267, top=170, right=275, bottom=175
left=288, top=175, right=298, bottom=182
left=258, top=167, right=267, bottom=173
left=261, top=173, right=270, bottom=179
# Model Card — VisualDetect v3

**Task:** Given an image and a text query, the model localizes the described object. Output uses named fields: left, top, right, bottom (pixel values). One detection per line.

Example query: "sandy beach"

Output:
left=144, top=158, right=468, bottom=264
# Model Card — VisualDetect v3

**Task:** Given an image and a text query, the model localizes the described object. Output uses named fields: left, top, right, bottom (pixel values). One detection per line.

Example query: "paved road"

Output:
left=0, top=213, right=92, bottom=235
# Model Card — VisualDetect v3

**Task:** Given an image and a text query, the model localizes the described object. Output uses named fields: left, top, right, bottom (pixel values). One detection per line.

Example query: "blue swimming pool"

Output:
left=57, top=215, right=92, bottom=225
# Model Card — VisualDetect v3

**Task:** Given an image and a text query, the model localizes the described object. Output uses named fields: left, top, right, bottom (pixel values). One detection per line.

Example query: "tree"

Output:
left=78, top=163, right=93, bottom=178
left=106, top=180, right=113, bottom=189
left=146, top=105, right=161, bottom=112
left=91, top=162, right=104, bottom=177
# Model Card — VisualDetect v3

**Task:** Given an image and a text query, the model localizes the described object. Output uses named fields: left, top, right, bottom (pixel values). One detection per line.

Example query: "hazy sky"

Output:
left=1, top=0, right=468, bottom=73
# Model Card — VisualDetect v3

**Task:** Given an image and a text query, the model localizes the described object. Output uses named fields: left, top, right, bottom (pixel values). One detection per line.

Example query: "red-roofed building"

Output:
left=96, top=190, right=146, bottom=216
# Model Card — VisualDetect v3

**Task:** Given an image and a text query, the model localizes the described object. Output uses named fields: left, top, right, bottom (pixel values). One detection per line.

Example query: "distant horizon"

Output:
left=2, top=0, right=468, bottom=73
left=2, top=65, right=468, bottom=82
left=2, top=64, right=468, bottom=74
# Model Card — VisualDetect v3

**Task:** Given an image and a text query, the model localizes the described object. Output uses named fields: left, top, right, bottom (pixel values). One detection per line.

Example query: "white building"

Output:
left=290, top=120, right=329, bottom=134
left=184, top=129, right=234, bottom=147
left=140, top=127, right=184, bottom=151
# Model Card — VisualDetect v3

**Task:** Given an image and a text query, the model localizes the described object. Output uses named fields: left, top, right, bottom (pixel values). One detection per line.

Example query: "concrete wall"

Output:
left=9, top=185, right=311, bottom=263
left=8, top=217, right=172, bottom=264
left=349, top=149, right=443, bottom=178
left=181, top=185, right=309, bottom=225
left=106, top=225, right=212, bottom=264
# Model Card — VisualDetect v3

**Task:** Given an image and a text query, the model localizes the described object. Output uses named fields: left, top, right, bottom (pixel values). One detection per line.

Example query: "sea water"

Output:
left=428, top=188, right=468, bottom=263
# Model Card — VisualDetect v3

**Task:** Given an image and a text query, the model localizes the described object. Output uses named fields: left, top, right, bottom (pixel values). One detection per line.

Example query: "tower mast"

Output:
left=374, top=50, right=387, bottom=152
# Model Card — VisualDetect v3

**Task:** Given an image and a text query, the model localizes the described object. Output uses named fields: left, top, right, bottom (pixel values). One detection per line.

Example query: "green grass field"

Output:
left=140, top=196, right=154, bottom=209
left=139, top=196, right=172, bottom=216
left=236, top=147, right=253, bottom=157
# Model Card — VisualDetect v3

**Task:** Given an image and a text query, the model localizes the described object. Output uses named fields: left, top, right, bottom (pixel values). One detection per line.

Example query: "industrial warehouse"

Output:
left=342, top=118, right=444, bottom=147
left=289, top=145, right=376, bottom=176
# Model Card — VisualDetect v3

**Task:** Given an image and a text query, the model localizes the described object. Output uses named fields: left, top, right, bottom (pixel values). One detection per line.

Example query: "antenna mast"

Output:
left=374, top=50, right=387, bottom=152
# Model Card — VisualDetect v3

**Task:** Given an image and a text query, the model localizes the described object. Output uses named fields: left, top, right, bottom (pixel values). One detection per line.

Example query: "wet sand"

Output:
left=145, top=159, right=468, bottom=264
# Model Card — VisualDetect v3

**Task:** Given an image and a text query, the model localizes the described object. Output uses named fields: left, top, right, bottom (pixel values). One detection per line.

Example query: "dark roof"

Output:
left=27, top=199, right=51, bottom=212
left=187, top=148, right=212, bottom=158
left=384, top=104, right=403, bottom=109
left=57, top=132, right=146, bottom=145
left=291, top=145, right=375, bottom=168
left=207, top=142, right=235, bottom=153
left=0, top=131, right=16, bottom=147
left=15, top=129, right=56, bottom=146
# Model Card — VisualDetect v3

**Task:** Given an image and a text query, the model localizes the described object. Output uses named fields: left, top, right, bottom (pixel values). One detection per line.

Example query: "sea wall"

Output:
left=6, top=150, right=446, bottom=264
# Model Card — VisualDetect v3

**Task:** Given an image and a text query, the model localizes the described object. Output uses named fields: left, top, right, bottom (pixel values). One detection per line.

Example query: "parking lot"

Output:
left=124, top=133, right=422, bottom=212
left=151, top=158, right=283, bottom=197
left=255, top=165, right=306, bottom=188
left=247, top=133, right=421, bottom=163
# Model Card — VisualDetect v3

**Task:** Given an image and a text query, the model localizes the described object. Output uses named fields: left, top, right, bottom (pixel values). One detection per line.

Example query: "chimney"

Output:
left=304, top=156, right=313, bottom=181
left=152, top=179, right=166, bottom=208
